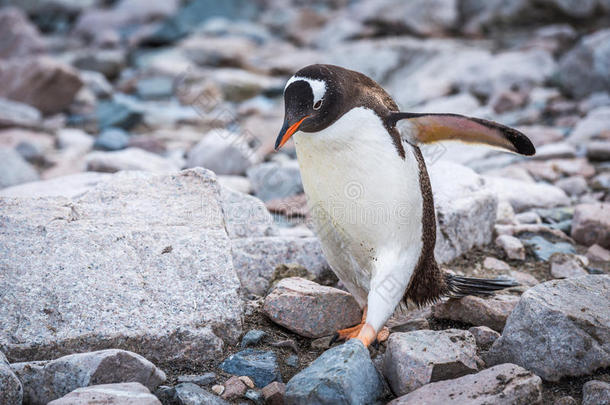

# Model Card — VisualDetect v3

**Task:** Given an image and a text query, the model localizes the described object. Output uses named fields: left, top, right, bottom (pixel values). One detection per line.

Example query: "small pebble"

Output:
left=222, top=376, right=247, bottom=400
left=212, top=384, right=224, bottom=396
left=241, top=329, right=267, bottom=348
left=285, top=354, right=299, bottom=368
left=176, top=372, right=216, bottom=387
left=239, top=375, right=255, bottom=389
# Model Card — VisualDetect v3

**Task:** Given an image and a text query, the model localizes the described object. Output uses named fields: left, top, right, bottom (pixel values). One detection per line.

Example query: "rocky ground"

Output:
left=0, top=0, right=610, bottom=404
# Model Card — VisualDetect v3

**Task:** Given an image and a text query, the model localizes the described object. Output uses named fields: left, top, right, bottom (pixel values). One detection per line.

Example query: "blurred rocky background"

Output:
left=0, top=0, right=609, bottom=404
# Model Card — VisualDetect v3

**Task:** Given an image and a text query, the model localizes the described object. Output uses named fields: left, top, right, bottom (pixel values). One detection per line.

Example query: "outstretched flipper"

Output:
left=388, top=112, right=536, bottom=156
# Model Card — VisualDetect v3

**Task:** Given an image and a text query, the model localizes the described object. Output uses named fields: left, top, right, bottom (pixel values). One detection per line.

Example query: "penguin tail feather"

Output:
left=444, top=274, right=518, bottom=298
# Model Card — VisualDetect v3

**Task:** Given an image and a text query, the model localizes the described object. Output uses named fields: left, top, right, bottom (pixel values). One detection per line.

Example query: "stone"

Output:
left=219, top=186, right=276, bottom=239
left=569, top=106, right=610, bottom=144
left=135, top=76, right=175, bottom=100
left=222, top=375, right=247, bottom=400
left=12, top=349, right=165, bottom=405
left=0, top=169, right=243, bottom=364
left=263, top=277, right=362, bottom=338
left=186, top=129, right=257, bottom=176
left=177, top=372, right=217, bottom=387
left=587, top=141, right=610, bottom=161
left=0, top=172, right=112, bottom=199
left=518, top=125, right=565, bottom=147
left=211, top=384, right=225, bottom=396
left=435, top=294, right=518, bottom=333
left=239, top=375, right=255, bottom=389
left=587, top=244, right=610, bottom=262
left=468, top=326, right=500, bottom=348
left=0, top=56, right=83, bottom=115
left=262, top=381, right=285, bottom=405
left=388, top=363, right=542, bottom=405
left=508, top=270, right=539, bottom=287
left=72, top=49, right=126, bottom=80
left=217, top=175, right=252, bottom=194
left=48, top=382, right=161, bottom=405
left=0, top=351, right=22, bottom=405
left=80, top=70, right=113, bottom=99
left=554, top=396, right=577, bottom=405
left=241, top=330, right=267, bottom=348
left=555, top=176, right=588, bottom=196
left=172, top=382, right=229, bottom=405
left=94, top=128, right=130, bottom=151
left=520, top=235, right=577, bottom=262
left=429, top=161, right=498, bottom=263
left=592, top=172, right=610, bottom=192
left=483, top=257, right=511, bottom=271
left=571, top=203, right=610, bottom=248
left=487, top=276, right=610, bottom=381
left=484, top=176, right=570, bottom=213
left=0, top=97, right=42, bottom=129
left=550, top=253, right=588, bottom=279
left=96, top=98, right=143, bottom=130
left=0, top=147, right=39, bottom=189
left=230, top=236, right=329, bottom=296
left=0, top=7, right=45, bottom=59
left=245, top=389, right=264, bottom=404
left=582, top=380, right=610, bottom=405
left=247, top=160, right=303, bottom=202
left=286, top=339, right=383, bottom=404
left=285, top=354, right=299, bottom=368
left=559, top=29, right=610, bottom=98
left=383, top=329, right=481, bottom=396
left=181, top=35, right=257, bottom=67
left=85, top=148, right=180, bottom=173
left=495, top=234, right=526, bottom=260
left=220, top=349, right=281, bottom=388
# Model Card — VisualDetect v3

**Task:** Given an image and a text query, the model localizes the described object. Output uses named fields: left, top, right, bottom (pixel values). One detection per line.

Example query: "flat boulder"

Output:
left=383, top=329, right=481, bottom=396
left=12, top=349, right=165, bottom=404
left=487, top=276, right=610, bottom=381
left=48, top=382, right=161, bottom=405
left=433, top=295, right=519, bottom=332
left=0, top=351, right=22, bottom=405
left=0, top=169, right=243, bottom=364
left=388, top=363, right=543, bottom=405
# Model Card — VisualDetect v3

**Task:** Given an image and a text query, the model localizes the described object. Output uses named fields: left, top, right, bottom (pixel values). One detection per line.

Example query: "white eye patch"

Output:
left=284, top=76, right=327, bottom=105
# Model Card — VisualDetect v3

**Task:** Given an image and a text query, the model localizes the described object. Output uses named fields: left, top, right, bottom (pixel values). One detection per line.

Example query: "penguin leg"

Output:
left=332, top=307, right=390, bottom=346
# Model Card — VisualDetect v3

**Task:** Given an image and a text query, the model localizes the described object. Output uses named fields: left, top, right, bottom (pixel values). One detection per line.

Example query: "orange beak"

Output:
left=275, top=116, right=308, bottom=151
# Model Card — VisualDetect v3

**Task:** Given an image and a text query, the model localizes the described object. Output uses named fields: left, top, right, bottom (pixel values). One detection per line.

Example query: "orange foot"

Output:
left=331, top=307, right=390, bottom=347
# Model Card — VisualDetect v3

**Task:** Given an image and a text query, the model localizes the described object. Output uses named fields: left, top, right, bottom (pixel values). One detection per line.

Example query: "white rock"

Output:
left=186, top=129, right=257, bottom=175
left=86, top=147, right=180, bottom=173
left=569, top=106, right=610, bottom=144
left=48, top=382, right=161, bottom=405
left=495, top=234, right=526, bottom=260
left=0, top=172, right=112, bottom=198
left=549, top=253, right=588, bottom=279
left=484, top=175, right=570, bottom=212
left=0, top=147, right=39, bottom=188
left=0, top=169, right=243, bottom=364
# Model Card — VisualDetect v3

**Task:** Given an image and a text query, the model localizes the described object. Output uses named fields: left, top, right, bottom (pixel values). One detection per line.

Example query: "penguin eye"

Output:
left=313, top=99, right=323, bottom=110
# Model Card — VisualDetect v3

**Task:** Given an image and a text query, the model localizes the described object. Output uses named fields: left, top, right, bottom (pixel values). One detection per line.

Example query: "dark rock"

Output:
left=241, top=330, right=267, bottom=348
left=520, top=235, right=576, bottom=262
left=96, top=99, right=143, bottom=130
left=487, top=276, right=610, bottom=381
left=146, top=0, right=262, bottom=45
left=220, top=349, right=281, bottom=388
left=285, top=355, right=299, bottom=368
left=176, top=372, right=217, bottom=387
left=94, top=128, right=130, bottom=151
left=286, top=340, right=383, bottom=405
left=0, top=351, right=22, bottom=405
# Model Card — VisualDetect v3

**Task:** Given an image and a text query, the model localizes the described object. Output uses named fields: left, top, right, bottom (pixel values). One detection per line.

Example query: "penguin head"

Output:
left=275, top=65, right=344, bottom=150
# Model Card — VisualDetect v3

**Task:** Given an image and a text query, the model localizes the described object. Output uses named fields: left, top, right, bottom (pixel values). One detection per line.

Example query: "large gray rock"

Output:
left=231, top=236, right=329, bottom=296
left=429, top=161, right=497, bottom=263
left=263, top=277, right=362, bottom=338
left=487, top=276, right=610, bottom=381
left=0, top=169, right=243, bottom=364
left=0, top=56, right=83, bottom=115
left=0, top=351, right=22, bottom=405
left=48, top=382, right=161, bottom=405
left=285, top=339, right=383, bottom=405
left=388, top=363, right=543, bottom=405
left=383, top=329, right=481, bottom=396
left=247, top=160, right=303, bottom=202
left=0, top=147, right=39, bottom=189
left=160, top=382, right=230, bottom=405
left=433, top=295, right=519, bottom=332
left=12, top=349, right=165, bottom=405
left=559, top=29, right=610, bottom=98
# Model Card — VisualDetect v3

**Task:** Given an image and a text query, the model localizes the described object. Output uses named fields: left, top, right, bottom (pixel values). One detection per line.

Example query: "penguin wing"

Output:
left=388, top=112, right=536, bottom=156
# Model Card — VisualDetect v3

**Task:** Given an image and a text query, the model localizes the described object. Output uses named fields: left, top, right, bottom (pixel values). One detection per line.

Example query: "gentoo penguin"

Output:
left=275, top=64, right=535, bottom=347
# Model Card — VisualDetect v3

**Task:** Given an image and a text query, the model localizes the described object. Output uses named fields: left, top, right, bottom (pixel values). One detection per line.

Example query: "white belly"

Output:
left=294, top=107, right=424, bottom=308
